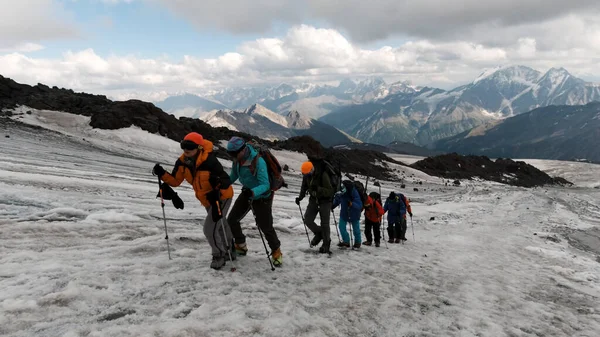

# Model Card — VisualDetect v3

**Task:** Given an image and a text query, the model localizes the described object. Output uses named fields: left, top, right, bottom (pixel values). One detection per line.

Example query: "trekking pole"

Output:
left=156, top=176, right=172, bottom=260
left=250, top=203, right=275, bottom=271
left=331, top=209, right=341, bottom=243
left=349, top=206, right=354, bottom=249
left=216, top=199, right=236, bottom=272
left=298, top=203, right=312, bottom=247
left=411, top=216, right=415, bottom=242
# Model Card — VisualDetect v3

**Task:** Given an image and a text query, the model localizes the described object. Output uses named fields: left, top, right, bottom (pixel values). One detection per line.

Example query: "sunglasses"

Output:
left=180, top=140, right=198, bottom=151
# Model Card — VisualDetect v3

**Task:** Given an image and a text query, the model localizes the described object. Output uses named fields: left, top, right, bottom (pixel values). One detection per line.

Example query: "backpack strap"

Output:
left=249, top=154, right=259, bottom=176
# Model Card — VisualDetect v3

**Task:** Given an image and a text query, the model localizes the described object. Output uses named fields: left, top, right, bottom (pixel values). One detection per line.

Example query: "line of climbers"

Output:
left=152, top=132, right=413, bottom=270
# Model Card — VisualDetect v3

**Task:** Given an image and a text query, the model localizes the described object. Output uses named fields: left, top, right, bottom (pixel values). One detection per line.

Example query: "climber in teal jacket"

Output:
left=225, top=137, right=282, bottom=266
left=228, top=142, right=271, bottom=200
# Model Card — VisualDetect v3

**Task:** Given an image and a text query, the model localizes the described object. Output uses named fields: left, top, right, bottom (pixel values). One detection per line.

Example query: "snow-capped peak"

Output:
left=389, top=80, right=418, bottom=94
left=472, top=65, right=541, bottom=86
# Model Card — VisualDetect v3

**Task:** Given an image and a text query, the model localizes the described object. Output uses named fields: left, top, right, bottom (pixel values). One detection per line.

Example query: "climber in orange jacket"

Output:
left=153, top=132, right=234, bottom=270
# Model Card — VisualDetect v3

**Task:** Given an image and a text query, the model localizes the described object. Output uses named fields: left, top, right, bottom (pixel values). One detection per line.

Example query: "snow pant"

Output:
left=304, top=198, right=331, bottom=243
left=203, top=198, right=233, bottom=257
left=387, top=217, right=407, bottom=240
left=364, top=218, right=381, bottom=244
left=227, top=193, right=281, bottom=252
left=339, top=218, right=361, bottom=244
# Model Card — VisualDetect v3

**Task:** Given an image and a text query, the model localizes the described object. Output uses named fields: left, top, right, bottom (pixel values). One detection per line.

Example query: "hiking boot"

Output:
left=363, top=241, right=372, bottom=246
left=394, top=238, right=401, bottom=243
left=353, top=243, right=361, bottom=249
left=235, top=243, right=247, bottom=256
left=271, top=248, right=282, bottom=267
left=210, top=255, right=226, bottom=270
left=310, top=232, right=323, bottom=247
left=375, top=242, right=380, bottom=247
left=401, top=237, right=408, bottom=241
left=319, top=240, right=331, bottom=254
left=337, top=242, right=350, bottom=248
left=388, top=239, right=394, bottom=244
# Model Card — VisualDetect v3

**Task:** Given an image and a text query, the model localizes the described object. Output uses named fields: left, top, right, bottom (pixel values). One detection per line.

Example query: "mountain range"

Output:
left=433, top=102, right=600, bottom=163
left=155, top=76, right=401, bottom=120
left=201, top=104, right=359, bottom=147
left=322, top=66, right=600, bottom=146
left=156, top=66, right=600, bottom=147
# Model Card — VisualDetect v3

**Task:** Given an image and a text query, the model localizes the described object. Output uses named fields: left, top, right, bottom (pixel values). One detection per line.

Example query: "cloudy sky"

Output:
left=1, top=0, right=599, bottom=101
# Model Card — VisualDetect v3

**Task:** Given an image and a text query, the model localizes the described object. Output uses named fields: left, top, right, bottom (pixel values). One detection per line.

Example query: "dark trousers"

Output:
left=304, top=198, right=331, bottom=243
left=387, top=218, right=407, bottom=240
left=364, top=218, right=381, bottom=243
left=227, top=193, right=281, bottom=252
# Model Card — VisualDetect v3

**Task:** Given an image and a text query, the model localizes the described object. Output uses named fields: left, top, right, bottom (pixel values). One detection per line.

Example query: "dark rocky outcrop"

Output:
left=411, top=153, right=571, bottom=187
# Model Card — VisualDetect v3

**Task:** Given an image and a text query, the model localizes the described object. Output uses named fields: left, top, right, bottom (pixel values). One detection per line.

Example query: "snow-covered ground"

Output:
left=1, top=109, right=600, bottom=337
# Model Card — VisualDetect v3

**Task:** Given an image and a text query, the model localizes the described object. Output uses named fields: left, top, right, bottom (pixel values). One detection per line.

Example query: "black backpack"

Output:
left=323, top=159, right=341, bottom=192
left=369, top=191, right=381, bottom=205
left=353, top=180, right=368, bottom=209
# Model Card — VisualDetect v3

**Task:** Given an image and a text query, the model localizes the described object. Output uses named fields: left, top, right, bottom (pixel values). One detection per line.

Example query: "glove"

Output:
left=241, top=187, right=254, bottom=199
left=211, top=201, right=222, bottom=221
left=172, top=193, right=184, bottom=209
left=409, top=212, right=413, bottom=218
left=209, top=174, right=221, bottom=189
left=348, top=201, right=352, bottom=207
left=295, top=197, right=302, bottom=205
left=206, top=190, right=219, bottom=204
left=153, top=163, right=166, bottom=177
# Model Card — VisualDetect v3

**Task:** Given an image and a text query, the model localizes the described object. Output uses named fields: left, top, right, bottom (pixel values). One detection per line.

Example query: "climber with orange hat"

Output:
left=296, top=157, right=335, bottom=254
left=152, top=132, right=235, bottom=270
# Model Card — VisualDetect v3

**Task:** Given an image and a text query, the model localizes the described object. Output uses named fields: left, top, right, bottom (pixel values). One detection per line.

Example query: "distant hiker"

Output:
left=152, top=132, right=234, bottom=270
left=225, top=136, right=283, bottom=267
left=363, top=192, right=384, bottom=247
left=296, top=158, right=335, bottom=253
left=332, top=180, right=363, bottom=249
left=383, top=191, right=413, bottom=243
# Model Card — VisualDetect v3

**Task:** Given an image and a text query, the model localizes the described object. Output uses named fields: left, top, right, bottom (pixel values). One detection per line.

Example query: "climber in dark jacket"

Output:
left=296, top=158, right=335, bottom=253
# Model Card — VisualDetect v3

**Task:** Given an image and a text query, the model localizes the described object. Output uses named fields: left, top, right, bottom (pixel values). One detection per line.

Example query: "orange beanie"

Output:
left=301, top=161, right=314, bottom=175
left=183, top=132, right=204, bottom=146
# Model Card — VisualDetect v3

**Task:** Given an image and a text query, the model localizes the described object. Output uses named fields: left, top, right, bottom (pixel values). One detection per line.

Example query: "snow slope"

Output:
left=1, top=109, right=600, bottom=337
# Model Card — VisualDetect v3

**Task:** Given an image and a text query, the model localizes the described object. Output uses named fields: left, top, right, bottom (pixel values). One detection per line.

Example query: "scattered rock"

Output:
left=430, top=217, right=435, bottom=221
left=98, top=309, right=136, bottom=322
left=423, top=254, right=428, bottom=258
left=26, top=110, right=32, bottom=115
left=400, top=184, right=406, bottom=189
left=418, top=181, right=423, bottom=185
left=413, top=188, right=419, bottom=192
left=453, top=179, right=461, bottom=186
left=534, top=233, right=537, bottom=236
left=283, top=164, right=289, bottom=172
left=540, top=234, right=561, bottom=243
left=4, top=135, right=8, bottom=138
